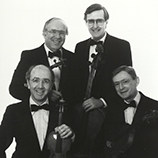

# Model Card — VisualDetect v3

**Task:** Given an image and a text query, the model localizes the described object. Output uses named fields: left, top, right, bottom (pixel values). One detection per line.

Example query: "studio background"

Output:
left=0, top=0, right=158, bottom=157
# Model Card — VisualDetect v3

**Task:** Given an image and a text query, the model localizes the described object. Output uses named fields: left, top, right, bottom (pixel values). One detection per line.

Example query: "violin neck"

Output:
left=58, top=111, right=63, bottom=126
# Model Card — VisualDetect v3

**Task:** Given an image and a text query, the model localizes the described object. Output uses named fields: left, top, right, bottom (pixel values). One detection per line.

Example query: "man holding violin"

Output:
left=0, top=64, right=74, bottom=158
left=9, top=17, right=74, bottom=104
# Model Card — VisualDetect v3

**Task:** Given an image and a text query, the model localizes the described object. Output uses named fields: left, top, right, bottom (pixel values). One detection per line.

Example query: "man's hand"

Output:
left=55, top=124, right=73, bottom=139
left=82, top=97, right=104, bottom=112
left=50, top=90, right=62, bottom=102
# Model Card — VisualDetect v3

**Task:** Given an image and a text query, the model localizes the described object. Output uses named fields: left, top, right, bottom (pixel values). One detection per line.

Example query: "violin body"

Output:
left=47, top=131, right=72, bottom=158
left=105, top=124, right=136, bottom=158
left=47, top=98, right=72, bottom=158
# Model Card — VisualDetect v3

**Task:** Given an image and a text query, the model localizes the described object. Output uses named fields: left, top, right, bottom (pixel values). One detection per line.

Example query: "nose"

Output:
left=93, top=21, right=98, bottom=28
left=119, top=83, right=124, bottom=90
left=53, top=31, right=61, bottom=38
left=55, top=32, right=60, bottom=38
left=38, top=81, right=44, bottom=88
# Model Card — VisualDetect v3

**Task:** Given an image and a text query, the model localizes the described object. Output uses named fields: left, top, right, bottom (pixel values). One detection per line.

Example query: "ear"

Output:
left=136, top=77, right=140, bottom=86
left=105, top=20, right=108, bottom=24
left=26, top=80, right=30, bottom=89
left=42, top=31, right=47, bottom=37
left=85, top=21, right=88, bottom=27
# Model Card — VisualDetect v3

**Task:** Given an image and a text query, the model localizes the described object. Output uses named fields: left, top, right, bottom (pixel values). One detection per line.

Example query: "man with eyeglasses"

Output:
left=0, top=64, right=74, bottom=158
left=71, top=3, right=133, bottom=158
left=9, top=17, right=74, bottom=105
left=104, top=65, right=158, bottom=158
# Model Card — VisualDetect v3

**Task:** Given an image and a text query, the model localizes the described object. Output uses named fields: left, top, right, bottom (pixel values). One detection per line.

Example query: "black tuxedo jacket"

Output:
left=72, top=34, right=132, bottom=105
left=70, top=34, right=132, bottom=156
left=0, top=100, right=71, bottom=158
left=9, top=44, right=74, bottom=102
left=105, top=92, right=158, bottom=158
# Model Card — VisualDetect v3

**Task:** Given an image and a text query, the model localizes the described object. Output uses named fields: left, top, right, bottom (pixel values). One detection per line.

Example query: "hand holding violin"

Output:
left=55, top=124, right=74, bottom=139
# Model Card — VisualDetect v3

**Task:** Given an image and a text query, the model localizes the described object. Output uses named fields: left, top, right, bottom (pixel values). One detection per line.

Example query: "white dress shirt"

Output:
left=89, top=34, right=106, bottom=64
left=124, top=92, right=141, bottom=125
left=30, top=97, right=49, bottom=150
left=44, top=44, right=61, bottom=90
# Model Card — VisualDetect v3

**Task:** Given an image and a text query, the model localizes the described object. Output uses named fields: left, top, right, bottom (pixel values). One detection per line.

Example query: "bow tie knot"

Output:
left=48, top=50, right=61, bottom=59
left=31, top=104, right=49, bottom=112
left=89, top=39, right=103, bottom=46
left=126, top=100, right=136, bottom=108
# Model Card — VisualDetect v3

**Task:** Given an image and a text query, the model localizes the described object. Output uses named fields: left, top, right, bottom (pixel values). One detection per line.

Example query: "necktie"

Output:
left=48, top=50, right=61, bottom=59
left=31, top=104, right=49, bottom=112
left=89, top=39, right=103, bottom=46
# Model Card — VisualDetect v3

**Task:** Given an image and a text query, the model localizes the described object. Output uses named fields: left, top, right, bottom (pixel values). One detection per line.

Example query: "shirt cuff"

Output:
left=100, top=98, right=107, bottom=108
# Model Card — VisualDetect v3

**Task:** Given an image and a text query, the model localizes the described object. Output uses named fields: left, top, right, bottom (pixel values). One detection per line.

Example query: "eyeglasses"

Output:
left=87, top=19, right=105, bottom=27
left=47, top=29, right=66, bottom=36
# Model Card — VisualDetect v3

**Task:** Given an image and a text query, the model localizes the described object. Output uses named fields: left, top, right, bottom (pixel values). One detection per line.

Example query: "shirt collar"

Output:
left=44, top=44, right=52, bottom=57
left=124, top=91, right=141, bottom=107
left=29, top=96, right=49, bottom=107
left=44, top=44, right=62, bottom=57
left=91, top=32, right=107, bottom=43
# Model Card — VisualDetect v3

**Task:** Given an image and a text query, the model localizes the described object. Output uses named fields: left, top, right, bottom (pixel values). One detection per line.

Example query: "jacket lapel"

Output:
left=21, top=100, right=42, bottom=151
left=38, top=44, right=50, bottom=66
left=132, top=93, right=147, bottom=126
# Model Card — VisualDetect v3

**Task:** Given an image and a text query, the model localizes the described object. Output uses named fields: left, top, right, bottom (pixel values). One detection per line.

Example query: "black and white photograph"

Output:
left=0, top=0, right=158, bottom=157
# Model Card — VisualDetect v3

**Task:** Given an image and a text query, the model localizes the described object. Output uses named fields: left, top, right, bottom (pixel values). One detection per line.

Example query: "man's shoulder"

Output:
left=5, top=101, right=27, bottom=113
left=76, top=38, right=90, bottom=46
left=8, top=101, right=26, bottom=108
left=21, top=44, right=45, bottom=56
left=107, top=34, right=130, bottom=44
left=140, top=92, right=158, bottom=108
left=62, top=47, right=74, bottom=55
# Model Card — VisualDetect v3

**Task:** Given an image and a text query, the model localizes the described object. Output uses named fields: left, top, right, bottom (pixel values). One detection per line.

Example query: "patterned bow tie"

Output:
left=31, top=104, right=49, bottom=112
left=48, top=50, right=61, bottom=59
left=89, top=39, right=103, bottom=46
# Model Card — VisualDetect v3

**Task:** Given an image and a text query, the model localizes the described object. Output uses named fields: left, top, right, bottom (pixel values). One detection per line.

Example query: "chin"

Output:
left=120, top=94, right=129, bottom=100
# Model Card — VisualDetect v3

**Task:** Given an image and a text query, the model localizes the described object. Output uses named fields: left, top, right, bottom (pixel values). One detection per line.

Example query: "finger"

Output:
left=60, top=130, right=72, bottom=139
left=85, top=106, right=92, bottom=112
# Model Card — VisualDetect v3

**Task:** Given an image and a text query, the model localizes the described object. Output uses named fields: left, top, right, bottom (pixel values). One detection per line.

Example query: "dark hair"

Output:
left=112, top=65, right=137, bottom=80
left=25, top=64, right=55, bottom=82
left=84, top=3, right=109, bottom=21
left=43, top=17, right=68, bottom=35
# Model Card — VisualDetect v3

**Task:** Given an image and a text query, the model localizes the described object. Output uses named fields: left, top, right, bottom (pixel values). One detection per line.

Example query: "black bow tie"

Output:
left=126, top=100, right=136, bottom=108
left=48, top=50, right=61, bottom=59
left=31, top=104, right=49, bottom=112
left=89, top=39, right=103, bottom=46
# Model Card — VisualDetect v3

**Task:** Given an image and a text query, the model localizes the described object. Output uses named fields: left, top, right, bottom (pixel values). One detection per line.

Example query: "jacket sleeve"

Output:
left=0, top=106, right=14, bottom=158
left=9, top=51, right=30, bottom=100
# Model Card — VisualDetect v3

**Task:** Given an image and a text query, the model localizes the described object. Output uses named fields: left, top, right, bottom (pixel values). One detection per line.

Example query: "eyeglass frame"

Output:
left=46, top=29, right=67, bottom=36
left=86, top=18, right=105, bottom=27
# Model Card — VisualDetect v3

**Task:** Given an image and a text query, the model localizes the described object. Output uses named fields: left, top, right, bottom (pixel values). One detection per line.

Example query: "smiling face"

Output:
left=43, top=19, right=67, bottom=52
left=113, top=71, right=139, bottom=102
left=86, top=9, right=107, bottom=41
left=27, top=65, right=53, bottom=105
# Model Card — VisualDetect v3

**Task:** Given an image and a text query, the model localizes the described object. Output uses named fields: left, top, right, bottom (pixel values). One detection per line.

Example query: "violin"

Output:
left=50, top=59, right=67, bottom=70
left=47, top=54, right=71, bottom=158
left=91, top=42, right=104, bottom=70
left=47, top=99, right=72, bottom=158
left=85, top=42, right=104, bottom=99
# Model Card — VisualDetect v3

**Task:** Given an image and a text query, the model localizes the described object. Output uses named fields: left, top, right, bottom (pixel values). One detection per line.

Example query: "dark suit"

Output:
left=105, top=92, right=158, bottom=158
left=71, top=34, right=132, bottom=157
left=9, top=44, right=74, bottom=102
left=73, top=34, right=132, bottom=104
left=0, top=100, right=70, bottom=158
